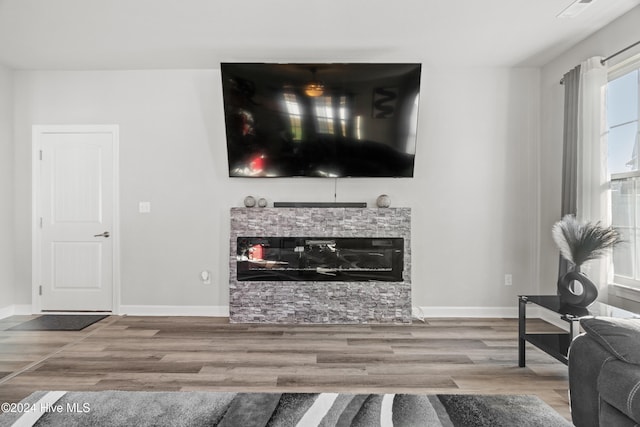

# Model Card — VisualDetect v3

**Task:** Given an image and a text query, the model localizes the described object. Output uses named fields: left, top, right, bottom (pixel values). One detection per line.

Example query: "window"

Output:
left=609, top=63, right=640, bottom=288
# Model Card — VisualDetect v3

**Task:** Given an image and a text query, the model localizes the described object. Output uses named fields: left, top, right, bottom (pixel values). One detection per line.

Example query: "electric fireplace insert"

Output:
left=237, top=237, right=404, bottom=282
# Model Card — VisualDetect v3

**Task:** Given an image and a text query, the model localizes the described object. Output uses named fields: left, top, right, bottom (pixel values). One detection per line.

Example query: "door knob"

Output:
left=94, top=231, right=110, bottom=238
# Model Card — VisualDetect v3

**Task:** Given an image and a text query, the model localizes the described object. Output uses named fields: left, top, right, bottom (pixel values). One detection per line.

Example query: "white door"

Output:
left=34, top=125, right=118, bottom=312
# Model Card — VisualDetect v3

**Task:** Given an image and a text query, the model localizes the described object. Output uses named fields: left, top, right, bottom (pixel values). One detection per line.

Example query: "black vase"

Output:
left=557, top=269, right=598, bottom=307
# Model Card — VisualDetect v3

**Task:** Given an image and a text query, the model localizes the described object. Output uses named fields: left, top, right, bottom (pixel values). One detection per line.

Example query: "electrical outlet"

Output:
left=200, top=270, right=211, bottom=285
left=504, top=274, right=513, bottom=286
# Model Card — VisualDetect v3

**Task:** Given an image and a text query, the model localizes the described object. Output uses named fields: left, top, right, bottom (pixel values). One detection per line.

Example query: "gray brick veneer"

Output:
left=229, top=207, right=411, bottom=323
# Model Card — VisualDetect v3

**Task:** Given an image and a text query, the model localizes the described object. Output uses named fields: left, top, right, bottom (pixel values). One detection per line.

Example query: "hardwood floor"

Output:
left=0, top=315, right=571, bottom=422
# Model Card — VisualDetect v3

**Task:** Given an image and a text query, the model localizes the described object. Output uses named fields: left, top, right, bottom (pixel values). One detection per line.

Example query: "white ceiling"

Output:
left=0, top=0, right=639, bottom=70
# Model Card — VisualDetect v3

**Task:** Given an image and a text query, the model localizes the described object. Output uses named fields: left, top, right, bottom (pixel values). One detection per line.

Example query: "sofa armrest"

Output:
left=568, top=333, right=615, bottom=427
left=598, top=359, right=640, bottom=424
left=581, top=317, right=640, bottom=364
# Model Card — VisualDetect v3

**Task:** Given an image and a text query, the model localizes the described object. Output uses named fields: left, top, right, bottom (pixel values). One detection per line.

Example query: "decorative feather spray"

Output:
left=552, top=215, right=622, bottom=269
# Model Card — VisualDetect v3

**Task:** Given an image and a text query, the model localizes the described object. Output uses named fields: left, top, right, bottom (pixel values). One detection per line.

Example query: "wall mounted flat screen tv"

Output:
left=221, top=63, right=421, bottom=177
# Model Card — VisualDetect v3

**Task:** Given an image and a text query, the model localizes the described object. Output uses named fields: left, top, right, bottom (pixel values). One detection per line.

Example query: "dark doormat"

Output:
left=8, top=314, right=108, bottom=331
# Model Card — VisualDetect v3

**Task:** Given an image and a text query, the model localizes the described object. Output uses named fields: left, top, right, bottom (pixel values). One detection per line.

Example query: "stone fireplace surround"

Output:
left=229, top=207, right=411, bottom=324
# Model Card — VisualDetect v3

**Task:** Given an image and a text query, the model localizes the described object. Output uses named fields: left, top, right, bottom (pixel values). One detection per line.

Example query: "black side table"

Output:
left=518, top=295, right=589, bottom=367
left=518, top=295, right=639, bottom=367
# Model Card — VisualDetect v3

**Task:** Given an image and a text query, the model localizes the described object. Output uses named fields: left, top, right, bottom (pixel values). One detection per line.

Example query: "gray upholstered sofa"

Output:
left=569, top=317, right=640, bottom=427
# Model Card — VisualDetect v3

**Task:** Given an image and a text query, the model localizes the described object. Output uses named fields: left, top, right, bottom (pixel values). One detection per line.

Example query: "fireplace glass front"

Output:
left=237, top=237, right=404, bottom=281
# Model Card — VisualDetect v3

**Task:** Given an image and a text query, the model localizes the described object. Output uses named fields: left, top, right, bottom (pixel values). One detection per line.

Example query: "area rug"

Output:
left=7, top=315, right=108, bottom=331
left=0, top=391, right=571, bottom=426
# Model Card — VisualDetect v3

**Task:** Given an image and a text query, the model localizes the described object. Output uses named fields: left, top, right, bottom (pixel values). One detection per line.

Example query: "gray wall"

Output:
left=10, top=66, right=541, bottom=313
left=7, top=4, right=640, bottom=315
left=0, top=65, right=13, bottom=311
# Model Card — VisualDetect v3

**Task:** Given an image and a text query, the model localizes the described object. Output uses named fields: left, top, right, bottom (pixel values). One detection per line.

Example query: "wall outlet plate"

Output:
left=201, top=270, right=211, bottom=284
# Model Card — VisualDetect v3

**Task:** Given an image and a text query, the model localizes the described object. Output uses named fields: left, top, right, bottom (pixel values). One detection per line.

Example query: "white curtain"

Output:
left=575, top=56, right=610, bottom=290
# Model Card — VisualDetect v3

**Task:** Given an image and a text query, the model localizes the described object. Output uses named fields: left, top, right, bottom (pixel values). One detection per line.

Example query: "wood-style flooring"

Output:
left=0, top=315, right=571, bottom=422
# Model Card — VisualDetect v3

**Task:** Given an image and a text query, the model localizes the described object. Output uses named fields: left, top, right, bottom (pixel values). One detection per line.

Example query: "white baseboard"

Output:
left=2, top=304, right=229, bottom=319
left=415, top=306, right=518, bottom=318
left=14, top=304, right=32, bottom=315
left=118, top=305, right=229, bottom=317
left=0, top=303, right=569, bottom=331
left=413, top=306, right=570, bottom=331
left=0, top=305, right=12, bottom=319
left=0, top=304, right=33, bottom=319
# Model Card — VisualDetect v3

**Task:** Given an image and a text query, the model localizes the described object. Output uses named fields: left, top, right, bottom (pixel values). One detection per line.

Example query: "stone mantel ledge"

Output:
left=229, top=207, right=411, bottom=324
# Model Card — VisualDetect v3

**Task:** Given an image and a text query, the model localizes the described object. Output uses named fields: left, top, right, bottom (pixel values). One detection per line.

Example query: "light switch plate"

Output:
left=139, top=201, right=151, bottom=213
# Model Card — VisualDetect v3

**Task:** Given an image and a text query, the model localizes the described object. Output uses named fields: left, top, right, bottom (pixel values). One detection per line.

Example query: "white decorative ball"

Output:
left=376, top=194, right=391, bottom=208
left=244, top=196, right=256, bottom=207
left=258, top=198, right=267, bottom=208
